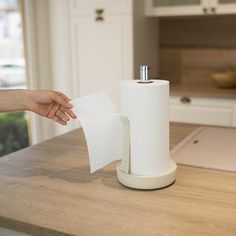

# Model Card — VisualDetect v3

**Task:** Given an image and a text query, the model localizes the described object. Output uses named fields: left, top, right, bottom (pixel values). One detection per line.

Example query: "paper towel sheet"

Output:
left=72, top=90, right=123, bottom=172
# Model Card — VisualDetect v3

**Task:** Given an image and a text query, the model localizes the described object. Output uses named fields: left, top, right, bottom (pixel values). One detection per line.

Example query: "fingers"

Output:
left=48, top=91, right=77, bottom=125
left=56, top=109, right=70, bottom=122
left=48, top=103, right=77, bottom=126
left=53, top=116, right=67, bottom=126
left=48, top=103, right=61, bottom=119
left=60, top=106, right=77, bottom=119
left=55, top=106, right=77, bottom=122
left=51, top=91, right=73, bottom=109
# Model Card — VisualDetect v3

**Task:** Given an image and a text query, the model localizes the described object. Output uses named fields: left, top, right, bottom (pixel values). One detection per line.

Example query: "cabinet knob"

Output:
left=211, top=7, right=216, bottom=13
left=95, top=8, right=104, bottom=22
left=95, top=16, right=104, bottom=21
left=96, top=9, right=104, bottom=14
left=180, top=96, right=191, bottom=104
left=203, top=7, right=208, bottom=13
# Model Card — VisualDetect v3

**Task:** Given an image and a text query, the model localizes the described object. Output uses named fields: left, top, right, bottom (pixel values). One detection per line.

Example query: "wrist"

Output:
left=14, top=89, right=31, bottom=111
left=0, top=89, right=31, bottom=113
left=23, top=89, right=33, bottom=111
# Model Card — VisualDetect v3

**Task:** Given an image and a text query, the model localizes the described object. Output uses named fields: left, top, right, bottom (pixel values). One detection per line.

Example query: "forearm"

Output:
left=0, top=89, right=30, bottom=112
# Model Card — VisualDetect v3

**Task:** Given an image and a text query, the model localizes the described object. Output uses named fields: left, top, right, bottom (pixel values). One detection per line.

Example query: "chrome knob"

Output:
left=138, top=65, right=153, bottom=83
left=140, top=65, right=149, bottom=82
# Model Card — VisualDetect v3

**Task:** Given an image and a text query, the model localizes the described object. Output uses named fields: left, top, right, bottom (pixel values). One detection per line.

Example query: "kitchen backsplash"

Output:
left=159, top=15, right=236, bottom=85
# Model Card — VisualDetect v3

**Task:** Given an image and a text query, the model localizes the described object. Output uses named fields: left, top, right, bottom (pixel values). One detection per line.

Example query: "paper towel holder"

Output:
left=117, top=65, right=177, bottom=190
left=116, top=116, right=177, bottom=190
left=116, top=117, right=177, bottom=190
left=138, top=65, right=153, bottom=84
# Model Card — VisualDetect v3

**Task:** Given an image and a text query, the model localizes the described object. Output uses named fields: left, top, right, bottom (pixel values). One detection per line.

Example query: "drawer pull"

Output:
left=203, top=7, right=208, bottom=13
left=96, top=9, right=104, bottom=14
left=180, top=96, right=191, bottom=104
left=95, top=8, right=104, bottom=22
left=95, top=16, right=104, bottom=21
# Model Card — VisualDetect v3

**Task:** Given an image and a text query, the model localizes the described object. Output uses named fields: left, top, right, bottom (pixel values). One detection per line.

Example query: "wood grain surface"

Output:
left=0, top=123, right=235, bottom=236
left=159, top=16, right=236, bottom=99
left=160, top=48, right=236, bottom=99
left=159, top=15, right=236, bottom=49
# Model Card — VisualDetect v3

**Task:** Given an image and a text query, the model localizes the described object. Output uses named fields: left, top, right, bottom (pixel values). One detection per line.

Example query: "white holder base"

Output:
left=116, top=160, right=177, bottom=190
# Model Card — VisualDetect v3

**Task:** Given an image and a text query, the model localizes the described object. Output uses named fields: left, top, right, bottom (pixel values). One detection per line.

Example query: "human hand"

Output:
left=26, top=90, right=77, bottom=125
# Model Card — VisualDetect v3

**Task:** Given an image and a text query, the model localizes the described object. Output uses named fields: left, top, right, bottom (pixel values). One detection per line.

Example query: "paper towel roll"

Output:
left=120, top=80, right=170, bottom=176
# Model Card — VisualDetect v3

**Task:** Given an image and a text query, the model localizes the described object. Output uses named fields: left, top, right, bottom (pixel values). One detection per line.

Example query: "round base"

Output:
left=116, top=160, right=177, bottom=190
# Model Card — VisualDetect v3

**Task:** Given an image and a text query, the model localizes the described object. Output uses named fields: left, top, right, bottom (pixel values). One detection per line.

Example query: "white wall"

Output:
left=22, top=0, right=79, bottom=144
left=49, top=0, right=80, bottom=136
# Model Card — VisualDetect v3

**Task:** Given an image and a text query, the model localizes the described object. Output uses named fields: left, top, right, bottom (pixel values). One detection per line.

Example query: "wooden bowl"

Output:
left=211, top=71, right=236, bottom=89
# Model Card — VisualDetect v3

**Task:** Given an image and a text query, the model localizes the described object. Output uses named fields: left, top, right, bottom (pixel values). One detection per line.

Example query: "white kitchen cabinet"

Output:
left=146, top=0, right=205, bottom=16
left=70, top=0, right=132, bottom=16
left=145, top=0, right=236, bottom=17
left=47, top=0, right=158, bottom=138
left=71, top=15, right=132, bottom=105
left=212, top=0, right=236, bottom=14
left=170, top=96, right=236, bottom=127
left=70, top=0, right=159, bottom=106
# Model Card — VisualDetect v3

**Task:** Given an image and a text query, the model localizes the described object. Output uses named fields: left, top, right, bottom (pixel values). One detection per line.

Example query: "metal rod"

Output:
left=140, top=65, right=149, bottom=82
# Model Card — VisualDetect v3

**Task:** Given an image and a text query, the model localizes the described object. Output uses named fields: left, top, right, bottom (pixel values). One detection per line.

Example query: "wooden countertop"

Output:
left=0, top=123, right=235, bottom=236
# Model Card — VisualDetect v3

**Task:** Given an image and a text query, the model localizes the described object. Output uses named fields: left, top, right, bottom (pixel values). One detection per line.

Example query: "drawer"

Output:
left=170, top=96, right=235, bottom=127
left=170, top=104, right=233, bottom=126
left=70, top=0, right=132, bottom=17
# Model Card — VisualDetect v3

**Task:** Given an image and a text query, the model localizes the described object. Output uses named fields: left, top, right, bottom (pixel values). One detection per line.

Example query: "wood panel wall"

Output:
left=159, top=15, right=236, bottom=48
left=159, top=15, right=236, bottom=90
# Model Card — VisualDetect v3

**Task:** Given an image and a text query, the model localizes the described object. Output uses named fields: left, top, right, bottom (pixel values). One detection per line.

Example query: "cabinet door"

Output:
left=170, top=105, right=233, bottom=126
left=145, top=0, right=208, bottom=16
left=170, top=96, right=234, bottom=126
left=70, top=0, right=132, bottom=17
left=71, top=15, right=132, bottom=106
left=153, top=0, right=201, bottom=7
left=211, top=0, right=236, bottom=14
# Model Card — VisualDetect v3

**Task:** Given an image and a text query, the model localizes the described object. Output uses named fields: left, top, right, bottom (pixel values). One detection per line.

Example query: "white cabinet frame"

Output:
left=170, top=96, right=236, bottom=127
left=145, top=0, right=236, bottom=17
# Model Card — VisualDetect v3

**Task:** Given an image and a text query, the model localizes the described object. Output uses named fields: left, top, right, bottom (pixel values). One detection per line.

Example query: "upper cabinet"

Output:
left=70, top=0, right=132, bottom=16
left=68, top=0, right=159, bottom=105
left=145, top=0, right=236, bottom=17
left=216, top=0, right=236, bottom=14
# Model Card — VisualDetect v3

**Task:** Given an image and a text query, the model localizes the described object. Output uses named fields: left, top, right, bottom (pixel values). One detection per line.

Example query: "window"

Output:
left=0, top=0, right=29, bottom=157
